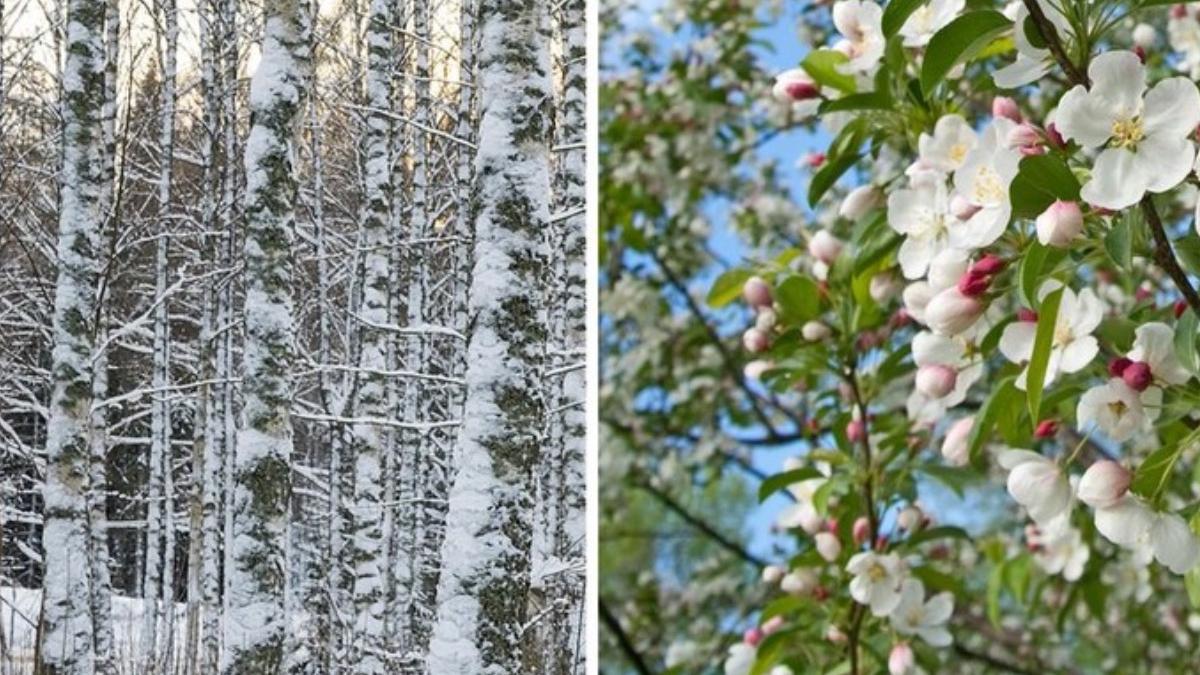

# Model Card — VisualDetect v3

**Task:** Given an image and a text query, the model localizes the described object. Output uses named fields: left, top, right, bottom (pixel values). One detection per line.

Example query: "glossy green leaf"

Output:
left=1026, top=286, right=1063, bottom=424
left=757, top=467, right=823, bottom=503
left=1176, top=307, right=1200, bottom=375
left=967, top=376, right=1019, bottom=463
left=801, top=49, right=858, bottom=94
left=920, top=10, right=1012, bottom=95
left=706, top=268, right=753, bottom=308
left=1017, top=242, right=1065, bottom=309
left=1105, top=214, right=1132, bottom=269
left=1131, top=430, right=1199, bottom=503
left=774, top=275, right=821, bottom=324
left=1009, top=154, right=1081, bottom=219
left=882, top=0, right=926, bottom=38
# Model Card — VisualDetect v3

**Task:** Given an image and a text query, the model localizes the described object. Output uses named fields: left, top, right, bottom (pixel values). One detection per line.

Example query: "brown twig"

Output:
left=1021, top=0, right=1088, bottom=86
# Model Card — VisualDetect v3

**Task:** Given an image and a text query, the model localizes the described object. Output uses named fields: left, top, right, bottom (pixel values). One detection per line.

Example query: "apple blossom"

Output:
left=915, top=364, right=957, bottom=399
left=898, top=0, right=963, bottom=46
left=1077, top=460, right=1132, bottom=509
left=1122, top=361, right=1153, bottom=391
left=768, top=667, right=794, bottom=675
left=755, top=308, right=777, bottom=331
left=1055, top=51, right=1200, bottom=210
left=825, top=626, right=847, bottom=644
left=744, top=360, right=772, bottom=380
left=772, top=68, right=819, bottom=102
left=723, top=642, right=756, bottom=675
left=808, top=229, right=844, bottom=263
left=742, top=275, right=773, bottom=308
left=1035, top=200, right=1084, bottom=247
left=991, top=96, right=1021, bottom=122
left=897, top=506, right=922, bottom=532
left=781, top=568, right=818, bottom=595
left=998, top=449, right=1073, bottom=526
left=761, top=564, right=786, bottom=584
left=941, top=417, right=974, bottom=466
left=840, top=184, right=881, bottom=219
left=1006, top=122, right=1041, bottom=150
left=742, top=627, right=763, bottom=646
left=853, top=516, right=871, bottom=546
left=923, top=287, right=985, bottom=336
left=846, top=418, right=866, bottom=443
left=846, top=551, right=906, bottom=616
left=831, top=0, right=885, bottom=75
left=742, top=327, right=770, bottom=353
left=1034, top=419, right=1058, bottom=438
left=951, top=117, right=1021, bottom=249
left=1076, top=378, right=1161, bottom=442
left=888, top=578, right=954, bottom=647
left=761, top=616, right=785, bottom=635
left=1128, top=321, right=1193, bottom=385
left=1133, top=22, right=1158, bottom=48
left=1169, top=8, right=1200, bottom=78
left=1028, top=516, right=1090, bottom=581
left=1094, top=495, right=1200, bottom=574
left=949, top=193, right=980, bottom=220
left=999, top=282, right=1102, bottom=389
left=888, top=643, right=915, bottom=675
left=815, top=531, right=842, bottom=561
left=869, top=272, right=901, bottom=302
left=802, top=320, right=832, bottom=342
left=994, top=2, right=1072, bottom=88
left=918, top=114, right=977, bottom=173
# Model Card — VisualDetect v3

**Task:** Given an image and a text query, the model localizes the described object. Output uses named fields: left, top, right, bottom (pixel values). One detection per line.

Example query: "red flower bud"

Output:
left=846, top=419, right=866, bottom=443
left=1016, top=308, right=1038, bottom=322
left=1122, top=361, right=1153, bottom=391
left=957, top=273, right=990, bottom=298
left=969, top=254, right=1006, bottom=276
left=1107, top=357, right=1132, bottom=378
left=1034, top=419, right=1059, bottom=438
left=1175, top=300, right=1188, bottom=318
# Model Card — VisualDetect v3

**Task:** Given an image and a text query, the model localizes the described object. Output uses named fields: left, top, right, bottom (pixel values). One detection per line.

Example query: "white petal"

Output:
left=999, top=321, right=1037, bottom=364
left=1138, top=135, right=1195, bottom=194
left=912, top=331, right=963, bottom=366
left=897, top=235, right=935, bottom=280
left=997, top=448, right=1045, bottom=470
left=950, top=204, right=1009, bottom=249
left=1007, top=459, right=1071, bottom=525
left=1068, top=288, right=1105, bottom=335
left=993, top=56, right=1049, bottom=89
left=918, top=626, right=953, bottom=648
left=1094, top=496, right=1153, bottom=548
left=1131, top=322, right=1192, bottom=385
left=1058, top=336, right=1098, bottom=373
left=923, top=592, right=954, bottom=625
left=848, top=575, right=872, bottom=604
left=1055, top=85, right=1117, bottom=147
left=1151, top=513, right=1200, bottom=574
left=1080, top=148, right=1148, bottom=210
left=1088, top=50, right=1146, bottom=118
left=869, top=583, right=902, bottom=616
left=1142, top=77, right=1200, bottom=139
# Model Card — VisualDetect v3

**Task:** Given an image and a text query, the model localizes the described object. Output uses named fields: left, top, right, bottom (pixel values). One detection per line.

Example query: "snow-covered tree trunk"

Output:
left=38, top=0, right=107, bottom=670
left=221, top=0, right=310, bottom=669
left=348, top=0, right=393, bottom=670
left=426, top=0, right=552, bottom=672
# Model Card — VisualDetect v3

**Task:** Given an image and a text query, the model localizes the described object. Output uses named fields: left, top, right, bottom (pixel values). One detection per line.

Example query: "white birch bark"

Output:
left=221, top=0, right=310, bottom=668
left=426, top=0, right=552, bottom=671
left=39, top=0, right=106, bottom=670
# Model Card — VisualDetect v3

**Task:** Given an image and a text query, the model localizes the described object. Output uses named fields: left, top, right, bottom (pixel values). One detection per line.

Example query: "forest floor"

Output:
left=0, top=586, right=186, bottom=675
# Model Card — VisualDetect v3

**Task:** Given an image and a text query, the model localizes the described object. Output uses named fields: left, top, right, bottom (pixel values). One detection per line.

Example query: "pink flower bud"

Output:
left=915, top=364, right=957, bottom=399
left=755, top=309, right=777, bottom=331
left=1078, top=460, right=1132, bottom=509
left=781, top=569, right=818, bottom=595
left=969, top=254, right=1006, bottom=277
left=1122, top=361, right=1153, bottom=391
left=1034, top=419, right=1058, bottom=438
left=1019, top=144, right=1046, bottom=157
left=1135, top=286, right=1153, bottom=302
left=743, top=627, right=764, bottom=646
left=744, top=360, right=772, bottom=380
left=802, top=320, right=832, bottom=342
left=957, top=272, right=990, bottom=298
left=852, top=516, right=871, bottom=546
left=743, top=327, right=770, bottom=353
left=1133, top=45, right=1147, bottom=63
left=805, top=152, right=826, bottom=168
left=760, top=564, right=785, bottom=584
left=808, top=230, right=844, bottom=263
left=897, top=506, right=922, bottom=531
left=815, top=531, right=842, bottom=562
left=889, top=643, right=915, bottom=675
left=825, top=626, right=847, bottom=644
left=1133, top=23, right=1157, bottom=48
left=925, top=288, right=985, bottom=336
left=942, top=417, right=974, bottom=466
left=772, top=69, right=819, bottom=102
left=1045, top=122, right=1065, bottom=148
left=1006, top=123, right=1041, bottom=149
left=1036, top=200, right=1084, bottom=248
left=950, top=194, right=981, bottom=220
left=991, top=96, right=1021, bottom=122
left=840, top=184, right=882, bottom=220
left=1017, top=308, right=1038, bottom=322
left=1108, top=357, right=1132, bottom=378
left=1173, top=4, right=1188, bottom=20
left=846, top=419, right=866, bottom=443
left=742, top=275, right=773, bottom=309
left=761, top=615, right=785, bottom=635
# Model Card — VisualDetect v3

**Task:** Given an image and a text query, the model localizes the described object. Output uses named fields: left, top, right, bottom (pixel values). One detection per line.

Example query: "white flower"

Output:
left=918, top=114, right=977, bottom=174
left=781, top=568, right=818, bottom=595
left=1094, top=495, right=1200, bottom=574
left=1033, top=518, right=1090, bottom=581
left=1077, top=460, right=1132, bottom=509
left=998, top=282, right=1102, bottom=390
left=772, top=68, right=820, bottom=102
left=923, top=287, right=985, bottom=337
left=1055, top=50, right=1200, bottom=210
left=832, top=0, right=885, bottom=74
left=841, top=184, right=882, bottom=219
left=809, top=229, right=845, bottom=263
left=951, top=118, right=1020, bottom=249
left=899, top=0, right=964, bottom=46
left=941, top=416, right=974, bottom=466
left=994, top=2, right=1072, bottom=88
left=902, top=250, right=969, bottom=322
left=761, top=565, right=786, bottom=584
left=665, top=641, right=701, bottom=668
left=998, top=448, right=1073, bottom=526
left=816, top=531, right=842, bottom=561
left=888, top=643, right=915, bottom=675
left=907, top=330, right=984, bottom=424
left=724, top=643, right=756, bottom=675
left=1133, top=23, right=1158, bottom=49
left=776, top=474, right=828, bottom=533
left=1076, top=378, right=1161, bottom=442
left=1129, top=321, right=1193, bottom=386
left=846, top=551, right=906, bottom=616
left=888, top=579, right=954, bottom=647
left=802, top=320, right=832, bottom=342
left=888, top=180, right=955, bottom=279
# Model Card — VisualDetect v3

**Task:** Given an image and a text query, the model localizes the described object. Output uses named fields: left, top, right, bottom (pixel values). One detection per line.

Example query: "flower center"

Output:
left=1054, top=323, right=1072, bottom=347
left=906, top=609, right=924, bottom=625
left=1106, top=400, right=1129, bottom=418
left=867, top=563, right=887, bottom=581
left=949, top=143, right=969, bottom=165
left=1111, top=117, right=1145, bottom=149
left=972, top=166, right=1005, bottom=204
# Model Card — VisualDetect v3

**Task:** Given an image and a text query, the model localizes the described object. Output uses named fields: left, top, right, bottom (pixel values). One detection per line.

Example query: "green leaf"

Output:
left=919, top=465, right=974, bottom=497
left=986, top=560, right=1005, bottom=627
left=1131, top=430, right=1199, bottom=502
left=1025, top=286, right=1063, bottom=424
left=808, top=151, right=862, bottom=207
left=706, top=268, right=753, bottom=308
left=920, top=10, right=1012, bottom=95
left=1009, top=154, right=1081, bottom=219
left=819, top=90, right=893, bottom=114
left=1017, top=242, right=1065, bottom=309
left=910, top=565, right=965, bottom=597
left=967, top=376, right=1019, bottom=463
left=1104, top=214, right=1132, bottom=269
left=774, top=275, right=821, bottom=324
left=904, top=525, right=970, bottom=548
left=801, top=49, right=858, bottom=94
left=750, top=627, right=797, bottom=675
left=757, top=467, right=823, bottom=503
left=1177, top=233, right=1200, bottom=275
left=1188, top=512, right=1200, bottom=608
left=882, top=0, right=926, bottom=38
left=1177, top=308, right=1200, bottom=375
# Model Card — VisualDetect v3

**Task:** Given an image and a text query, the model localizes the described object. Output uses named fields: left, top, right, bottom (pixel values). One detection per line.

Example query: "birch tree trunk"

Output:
left=348, top=0, right=393, bottom=670
left=426, top=0, right=552, bottom=671
left=222, top=0, right=310, bottom=669
left=39, top=0, right=106, bottom=670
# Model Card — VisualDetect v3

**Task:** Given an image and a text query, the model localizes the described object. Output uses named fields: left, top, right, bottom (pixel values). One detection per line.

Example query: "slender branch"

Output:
left=635, top=480, right=768, bottom=568
left=599, top=598, right=655, bottom=675
left=1021, top=0, right=1087, bottom=86
left=954, top=644, right=1033, bottom=675
left=1141, top=195, right=1200, bottom=316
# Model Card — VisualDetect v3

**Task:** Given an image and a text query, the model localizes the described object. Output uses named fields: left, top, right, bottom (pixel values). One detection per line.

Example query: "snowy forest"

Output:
left=0, top=0, right=585, bottom=671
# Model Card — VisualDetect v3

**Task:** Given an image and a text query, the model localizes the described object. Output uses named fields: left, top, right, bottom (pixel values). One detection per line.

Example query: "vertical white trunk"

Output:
left=221, top=0, right=309, bottom=669
left=426, top=0, right=552, bottom=672
left=39, top=0, right=106, bottom=670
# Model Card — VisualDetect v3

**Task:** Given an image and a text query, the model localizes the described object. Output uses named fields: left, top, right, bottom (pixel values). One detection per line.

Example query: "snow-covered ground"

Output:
left=0, top=586, right=186, bottom=675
